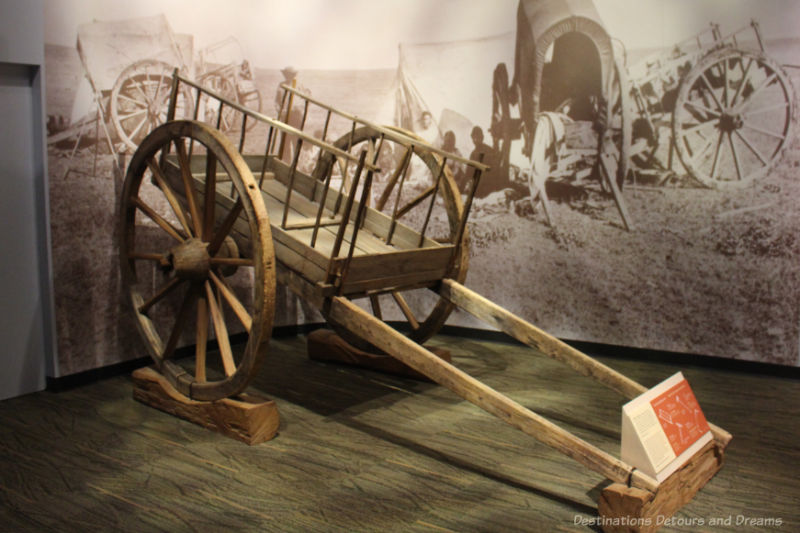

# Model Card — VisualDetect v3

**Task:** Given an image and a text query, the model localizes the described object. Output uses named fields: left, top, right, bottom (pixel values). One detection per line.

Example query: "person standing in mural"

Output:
left=414, top=111, right=442, bottom=148
left=441, top=130, right=468, bottom=192
left=469, top=126, right=505, bottom=198
left=274, top=66, right=311, bottom=162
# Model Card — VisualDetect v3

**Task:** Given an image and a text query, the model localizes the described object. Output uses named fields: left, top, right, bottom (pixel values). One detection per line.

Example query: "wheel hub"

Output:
left=169, top=238, right=210, bottom=281
left=719, top=110, right=744, bottom=132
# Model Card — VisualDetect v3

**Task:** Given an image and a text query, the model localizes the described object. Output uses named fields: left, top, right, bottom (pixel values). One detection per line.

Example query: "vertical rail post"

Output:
left=386, top=145, right=414, bottom=246
left=260, top=126, right=274, bottom=188
left=326, top=151, right=367, bottom=283
left=166, top=69, right=179, bottom=122
left=281, top=138, right=304, bottom=229
left=238, top=114, right=248, bottom=152
left=158, top=70, right=182, bottom=169
left=278, top=80, right=297, bottom=160
left=338, top=169, right=374, bottom=295
left=333, top=121, right=357, bottom=215
left=418, top=156, right=447, bottom=247
left=311, top=154, right=336, bottom=248
left=450, top=158, right=483, bottom=271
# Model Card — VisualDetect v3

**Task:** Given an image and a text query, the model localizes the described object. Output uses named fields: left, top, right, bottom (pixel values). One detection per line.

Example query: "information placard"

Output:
left=621, top=372, right=712, bottom=483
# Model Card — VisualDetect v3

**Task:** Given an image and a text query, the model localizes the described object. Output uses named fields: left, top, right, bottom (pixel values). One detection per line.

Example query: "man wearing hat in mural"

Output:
left=274, top=66, right=311, bottom=162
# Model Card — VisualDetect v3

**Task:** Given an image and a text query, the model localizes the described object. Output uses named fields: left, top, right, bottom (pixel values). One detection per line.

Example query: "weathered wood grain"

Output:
left=132, top=367, right=279, bottom=445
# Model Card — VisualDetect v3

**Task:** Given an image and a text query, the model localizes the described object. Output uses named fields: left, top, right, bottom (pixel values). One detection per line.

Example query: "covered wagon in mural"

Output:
left=626, top=20, right=796, bottom=188
left=491, top=0, right=633, bottom=229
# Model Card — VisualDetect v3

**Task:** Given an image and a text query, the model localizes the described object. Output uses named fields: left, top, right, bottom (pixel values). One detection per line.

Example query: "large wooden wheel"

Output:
left=111, top=59, right=194, bottom=153
left=120, top=120, right=275, bottom=401
left=672, top=48, right=795, bottom=189
left=314, top=125, right=468, bottom=347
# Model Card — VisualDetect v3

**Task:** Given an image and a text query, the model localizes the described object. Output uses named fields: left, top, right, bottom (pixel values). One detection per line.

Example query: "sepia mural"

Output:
left=44, top=0, right=800, bottom=374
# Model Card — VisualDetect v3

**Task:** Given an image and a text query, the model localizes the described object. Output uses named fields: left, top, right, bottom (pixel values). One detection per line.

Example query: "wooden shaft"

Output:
left=439, top=279, right=732, bottom=448
left=328, top=296, right=657, bottom=492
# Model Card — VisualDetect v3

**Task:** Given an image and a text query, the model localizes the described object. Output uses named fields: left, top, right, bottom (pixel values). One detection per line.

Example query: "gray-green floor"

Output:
left=1, top=334, right=798, bottom=532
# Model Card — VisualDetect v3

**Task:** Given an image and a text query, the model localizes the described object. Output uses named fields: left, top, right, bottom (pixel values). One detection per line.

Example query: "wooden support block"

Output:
left=597, top=440, right=725, bottom=533
left=132, top=367, right=280, bottom=445
left=307, top=328, right=451, bottom=382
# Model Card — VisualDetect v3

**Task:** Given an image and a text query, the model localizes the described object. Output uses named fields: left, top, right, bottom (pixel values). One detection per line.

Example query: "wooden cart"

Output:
left=120, top=71, right=730, bottom=530
left=627, top=20, right=796, bottom=188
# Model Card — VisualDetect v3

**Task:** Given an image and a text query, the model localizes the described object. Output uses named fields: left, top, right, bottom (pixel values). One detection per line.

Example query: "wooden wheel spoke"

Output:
left=174, top=138, right=203, bottom=234
left=710, top=131, right=725, bottom=180
left=391, top=291, right=419, bottom=331
left=195, top=294, right=208, bottom=383
left=127, top=115, right=150, bottom=141
left=162, top=286, right=197, bottom=361
left=682, top=120, right=718, bottom=137
left=209, top=271, right=252, bottom=332
left=741, top=72, right=778, bottom=111
left=722, top=59, right=729, bottom=108
left=132, top=196, right=187, bottom=242
left=130, top=79, right=153, bottom=106
left=689, top=135, right=715, bottom=165
left=369, top=294, right=383, bottom=320
left=147, top=157, right=194, bottom=237
left=728, top=132, right=743, bottom=181
left=138, top=276, right=182, bottom=315
left=730, top=57, right=754, bottom=107
left=128, top=251, right=165, bottom=262
left=734, top=130, right=768, bottom=165
left=205, top=282, right=236, bottom=377
left=742, top=121, right=788, bottom=141
left=117, top=93, right=148, bottom=108
left=203, top=152, right=218, bottom=240
left=397, top=185, right=435, bottom=219
left=683, top=100, right=720, bottom=118
left=699, top=73, right=724, bottom=111
left=117, top=108, right=148, bottom=121
left=742, top=101, right=790, bottom=118
left=208, top=199, right=243, bottom=255
left=376, top=148, right=412, bottom=211
left=209, top=257, right=253, bottom=267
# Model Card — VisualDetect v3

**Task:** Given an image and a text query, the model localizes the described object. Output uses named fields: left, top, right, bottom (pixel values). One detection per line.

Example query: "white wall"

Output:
left=0, top=0, right=57, bottom=399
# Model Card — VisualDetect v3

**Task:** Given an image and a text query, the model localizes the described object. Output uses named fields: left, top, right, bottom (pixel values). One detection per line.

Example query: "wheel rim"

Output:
left=111, top=59, right=194, bottom=153
left=314, top=125, right=468, bottom=347
left=672, top=49, right=795, bottom=189
left=120, top=120, right=275, bottom=401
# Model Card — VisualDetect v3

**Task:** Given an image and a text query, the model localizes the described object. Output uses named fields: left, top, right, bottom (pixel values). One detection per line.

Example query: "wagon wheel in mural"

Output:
left=201, top=73, right=263, bottom=133
left=200, top=73, right=239, bottom=133
left=672, top=48, right=795, bottom=189
left=120, top=120, right=275, bottom=401
left=596, top=58, right=632, bottom=191
left=595, top=58, right=634, bottom=230
left=313, top=125, right=467, bottom=348
left=111, top=59, right=195, bottom=153
left=238, top=87, right=263, bottom=129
